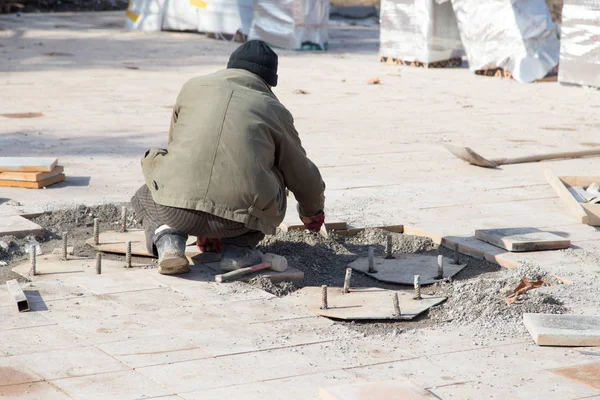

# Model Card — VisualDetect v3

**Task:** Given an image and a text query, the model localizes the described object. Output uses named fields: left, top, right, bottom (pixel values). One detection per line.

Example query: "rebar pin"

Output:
left=93, top=218, right=100, bottom=245
left=414, top=275, right=422, bottom=300
left=120, top=206, right=127, bottom=232
left=343, top=268, right=352, bottom=294
left=385, top=234, right=394, bottom=259
left=367, top=247, right=376, bottom=273
left=437, top=255, right=444, bottom=279
left=125, top=241, right=132, bottom=268
left=96, top=252, right=102, bottom=275
left=30, top=245, right=37, bottom=276
left=393, top=293, right=401, bottom=316
left=62, top=231, right=68, bottom=260
left=321, top=285, right=328, bottom=309
left=453, top=243, right=460, bottom=265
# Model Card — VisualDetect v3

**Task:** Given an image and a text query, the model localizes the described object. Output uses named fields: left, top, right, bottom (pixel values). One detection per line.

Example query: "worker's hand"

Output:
left=196, top=237, right=222, bottom=253
left=300, top=212, right=325, bottom=233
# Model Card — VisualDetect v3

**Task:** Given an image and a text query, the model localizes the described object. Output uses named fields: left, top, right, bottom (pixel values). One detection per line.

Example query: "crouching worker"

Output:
left=131, top=40, right=326, bottom=275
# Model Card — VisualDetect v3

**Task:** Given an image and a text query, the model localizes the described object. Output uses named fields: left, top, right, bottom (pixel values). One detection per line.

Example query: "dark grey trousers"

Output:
left=130, top=185, right=265, bottom=256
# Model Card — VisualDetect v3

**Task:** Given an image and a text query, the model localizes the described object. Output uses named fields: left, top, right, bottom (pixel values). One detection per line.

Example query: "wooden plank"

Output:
left=0, top=215, right=43, bottom=238
left=544, top=169, right=589, bottom=224
left=279, top=221, right=348, bottom=232
left=474, top=228, right=571, bottom=252
left=0, top=166, right=64, bottom=182
left=6, top=279, right=29, bottom=312
left=335, top=225, right=404, bottom=237
left=0, top=157, right=57, bottom=172
left=320, top=378, right=438, bottom=400
left=0, top=173, right=65, bottom=189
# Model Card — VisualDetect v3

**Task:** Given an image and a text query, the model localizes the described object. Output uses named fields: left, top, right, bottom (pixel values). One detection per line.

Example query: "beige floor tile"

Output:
left=97, top=334, right=212, bottom=368
left=51, top=370, right=172, bottom=400
left=0, top=324, right=88, bottom=356
left=0, top=381, right=73, bottom=400
left=137, top=356, right=257, bottom=392
left=13, top=345, right=129, bottom=380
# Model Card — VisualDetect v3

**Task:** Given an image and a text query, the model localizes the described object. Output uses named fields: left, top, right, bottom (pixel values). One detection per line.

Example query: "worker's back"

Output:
left=141, top=68, right=289, bottom=234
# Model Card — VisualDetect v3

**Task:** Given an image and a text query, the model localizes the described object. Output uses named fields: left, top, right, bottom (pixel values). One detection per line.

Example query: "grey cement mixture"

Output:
left=2, top=203, right=597, bottom=341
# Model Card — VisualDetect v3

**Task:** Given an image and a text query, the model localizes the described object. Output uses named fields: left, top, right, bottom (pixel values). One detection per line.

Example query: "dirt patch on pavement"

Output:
left=248, top=277, right=297, bottom=297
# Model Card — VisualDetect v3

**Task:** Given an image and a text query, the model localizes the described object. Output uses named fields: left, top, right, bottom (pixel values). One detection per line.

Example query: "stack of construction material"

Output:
left=379, top=0, right=465, bottom=67
left=558, top=0, right=600, bottom=88
left=0, top=157, right=65, bottom=189
left=450, top=0, right=560, bottom=83
left=125, top=0, right=253, bottom=40
left=248, top=0, right=330, bottom=50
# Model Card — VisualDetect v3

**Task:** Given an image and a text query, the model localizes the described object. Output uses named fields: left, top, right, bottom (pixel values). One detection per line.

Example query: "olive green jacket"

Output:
left=141, top=68, right=325, bottom=235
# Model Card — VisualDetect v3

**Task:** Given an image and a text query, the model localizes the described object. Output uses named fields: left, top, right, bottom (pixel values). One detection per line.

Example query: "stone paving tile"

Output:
left=12, top=345, right=128, bottom=380
left=40, top=295, right=127, bottom=326
left=0, top=381, right=73, bottom=400
left=97, top=334, right=212, bottom=368
left=254, top=316, right=357, bottom=346
left=217, top=297, right=314, bottom=323
left=265, top=370, right=367, bottom=400
left=61, top=271, right=163, bottom=295
left=18, top=280, right=94, bottom=304
left=51, top=370, right=172, bottom=400
left=428, top=381, right=512, bottom=399
left=137, top=356, right=258, bottom=392
left=0, top=324, right=88, bottom=356
left=179, top=382, right=281, bottom=400
left=0, top=305, right=57, bottom=331
left=0, top=356, right=44, bottom=386
left=99, top=287, right=196, bottom=313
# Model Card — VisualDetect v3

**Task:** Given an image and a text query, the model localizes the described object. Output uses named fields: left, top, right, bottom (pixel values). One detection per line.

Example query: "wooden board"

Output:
left=335, top=225, right=404, bottom=237
left=279, top=221, right=348, bottom=232
left=288, top=286, right=446, bottom=320
left=523, top=313, right=600, bottom=347
left=5, top=279, right=29, bottom=312
left=320, top=378, right=438, bottom=400
left=474, top=228, right=571, bottom=252
left=0, top=166, right=64, bottom=182
left=552, top=363, right=600, bottom=391
left=0, top=173, right=65, bottom=189
left=545, top=169, right=599, bottom=226
left=0, top=215, right=43, bottom=238
left=0, top=157, right=57, bottom=172
left=348, top=254, right=466, bottom=285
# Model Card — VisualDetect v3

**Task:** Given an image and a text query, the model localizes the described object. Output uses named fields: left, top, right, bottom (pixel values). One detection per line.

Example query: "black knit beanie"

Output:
left=227, top=40, right=278, bottom=87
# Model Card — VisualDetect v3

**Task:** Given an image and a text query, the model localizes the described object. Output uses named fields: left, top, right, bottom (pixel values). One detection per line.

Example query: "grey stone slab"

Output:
left=0, top=215, right=43, bottom=238
left=288, top=286, right=446, bottom=320
left=0, top=324, right=88, bottom=356
left=348, top=254, right=466, bottom=285
left=524, top=313, right=600, bottom=346
left=475, top=228, right=571, bottom=252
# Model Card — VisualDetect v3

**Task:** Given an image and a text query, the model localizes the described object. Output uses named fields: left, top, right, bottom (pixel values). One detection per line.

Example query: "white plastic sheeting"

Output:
left=125, top=0, right=253, bottom=36
left=558, top=0, right=600, bottom=88
left=379, top=0, right=464, bottom=64
left=248, top=0, right=330, bottom=50
left=451, top=0, right=560, bottom=83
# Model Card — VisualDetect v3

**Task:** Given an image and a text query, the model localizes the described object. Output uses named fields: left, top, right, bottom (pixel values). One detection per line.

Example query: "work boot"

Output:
left=219, top=244, right=262, bottom=272
left=153, top=228, right=190, bottom=275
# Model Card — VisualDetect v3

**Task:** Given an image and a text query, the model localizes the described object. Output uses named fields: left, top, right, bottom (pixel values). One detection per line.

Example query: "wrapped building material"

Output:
left=451, top=0, right=560, bottom=83
left=248, top=0, right=330, bottom=50
left=198, top=0, right=253, bottom=38
left=162, top=0, right=203, bottom=31
left=125, top=0, right=167, bottom=31
left=558, top=0, right=600, bottom=88
left=379, top=0, right=465, bottom=67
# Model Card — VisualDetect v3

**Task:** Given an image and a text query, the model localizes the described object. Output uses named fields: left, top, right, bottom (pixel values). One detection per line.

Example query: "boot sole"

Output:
left=158, top=257, right=190, bottom=275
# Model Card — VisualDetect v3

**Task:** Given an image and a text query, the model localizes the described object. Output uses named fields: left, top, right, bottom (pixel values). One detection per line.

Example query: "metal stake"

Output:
left=385, top=234, right=394, bottom=259
left=437, top=255, right=444, bottom=279
left=343, top=268, right=352, bottom=293
left=321, top=285, right=328, bottom=309
left=414, top=275, right=422, bottom=300
left=30, top=245, right=37, bottom=276
left=393, top=293, right=401, bottom=316
left=453, top=243, right=460, bottom=265
left=93, top=218, right=100, bottom=245
left=367, top=247, right=376, bottom=273
left=125, top=241, right=132, bottom=268
left=96, top=252, right=102, bottom=275
left=120, top=206, right=127, bottom=232
left=62, top=231, right=68, bottom=260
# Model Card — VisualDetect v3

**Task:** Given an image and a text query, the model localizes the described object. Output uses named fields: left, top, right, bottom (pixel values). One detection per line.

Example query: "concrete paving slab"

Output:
left=319, top=378, right=438, bottom=400
left=0, top=324, right=87, bottom=356
left=475, top=228, right=572, bottom=252
left=0, top=356, right=44, bottom=386
left=12, top=345, right=129, bottom=380
left=288, top=286, right=446, bottom=320
left=265, top=370, right=367, bottom=400
left=97, top=334, right=212, bottom=368
left=17, top=280, right=94, bottom=304
left=0, top=216, right=43, bottom=238
left=0, top=204, right=44, bottom=219
left=348, top=254, right=466, bottom=285
left=552, top=362, right=600, bottom=391
left=255, top=317, right=357, bottom=346
left=59, top=270, right=164, bottom=295
left=524, top=313, right=600, bottom=346
left=180, top=382, right=281, bottom=400
left=0, top=304, right=55, bottom=331
left=215, top=297, right=313, bottom=323
left=0, top=381, right=73, bottom=400
left=51, top=370, right=173, bottom=400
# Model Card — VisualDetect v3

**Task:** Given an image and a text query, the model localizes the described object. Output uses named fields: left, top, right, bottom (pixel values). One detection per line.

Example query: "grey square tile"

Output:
left=0, top=324, right=87, bottom=356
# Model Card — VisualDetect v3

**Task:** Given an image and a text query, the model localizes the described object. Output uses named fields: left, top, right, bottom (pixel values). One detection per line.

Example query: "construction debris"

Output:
left=504, top=277, right=549, bottom=305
